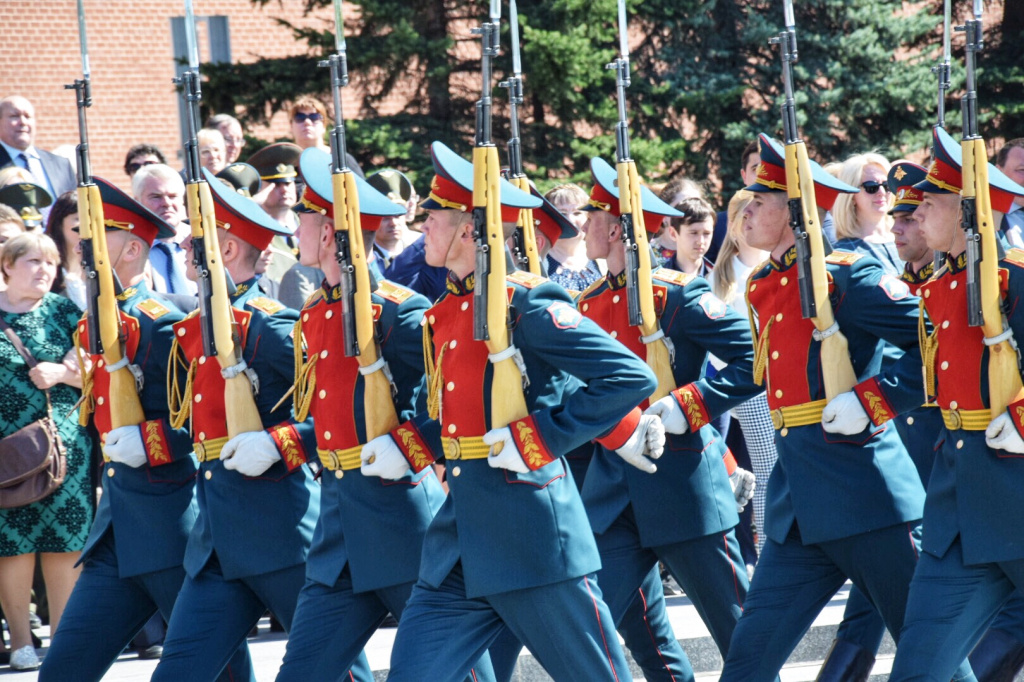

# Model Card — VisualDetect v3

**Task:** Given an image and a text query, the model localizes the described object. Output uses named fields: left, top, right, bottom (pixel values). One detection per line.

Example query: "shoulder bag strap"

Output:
left=0, top=314, right=54, bottom=416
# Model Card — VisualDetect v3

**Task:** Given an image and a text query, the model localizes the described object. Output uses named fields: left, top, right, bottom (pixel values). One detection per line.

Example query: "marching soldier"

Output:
left=578, top=156, right=761, bottom=676
left=717, top=134, right=965, bottom=680
left=359, top=142, right=658, bottom=681
left=38, top=179, right=251, bottom=682
left=869, top=128, right=1024, bottom=681
left=274, top=148, right=491, bottom=680
left=150, top=170, right=371, bottom=681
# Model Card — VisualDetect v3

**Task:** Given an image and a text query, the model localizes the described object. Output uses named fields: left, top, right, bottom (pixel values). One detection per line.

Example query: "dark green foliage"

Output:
left=204, top=0, right=1018, bottom=203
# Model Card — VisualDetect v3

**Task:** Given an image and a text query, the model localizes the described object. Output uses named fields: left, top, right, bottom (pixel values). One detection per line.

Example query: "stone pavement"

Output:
left=3, top=582, right=1021, bottom=680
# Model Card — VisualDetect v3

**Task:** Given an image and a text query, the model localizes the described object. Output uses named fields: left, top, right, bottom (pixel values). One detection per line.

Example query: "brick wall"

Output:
left=0, top=0, right=377, bottom=193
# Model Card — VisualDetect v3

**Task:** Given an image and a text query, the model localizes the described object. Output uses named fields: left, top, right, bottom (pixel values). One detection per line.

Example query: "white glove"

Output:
left=361, top=434, right=410, bottom=480
left=483, top=427, right=530, bottom=474
left=729, top=468, right=756, bottom=513
left=221, top=431, right=280, bottom=477
left=821, top=391, right=870, bottom=435
left=614, top=415, right=666, bottom=474
left=986, top=413, right=1024, bottom=454
left=103, top=425, right=147, bottom=468
left=644, top=395, right=690, bottom=435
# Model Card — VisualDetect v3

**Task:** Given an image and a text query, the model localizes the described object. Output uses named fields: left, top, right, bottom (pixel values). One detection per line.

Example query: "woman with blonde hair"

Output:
left=710, top=190, right=776, bottom=557
left=831, top=152, right=902, bottom=274
left=0, top=232, right=91, bottom=671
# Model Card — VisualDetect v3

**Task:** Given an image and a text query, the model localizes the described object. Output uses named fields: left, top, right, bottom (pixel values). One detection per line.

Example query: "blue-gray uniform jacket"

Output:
left=77, top=282, right=195, bottom=577
left=392, top=270, right=657, bottom=598
left=579, top=268, right=762, bottom=546
left=746, top=248, right=925, bottom=545
left=876, top=251, right=1024, bottom=564
left=169, top=277, right=320, bottom=580
left=295, top=279, right=445, bottom=591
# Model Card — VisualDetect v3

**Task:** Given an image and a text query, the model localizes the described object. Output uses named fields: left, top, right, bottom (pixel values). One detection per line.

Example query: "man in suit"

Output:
left=0, top=96, right=75, bottom=205
left=132, top=164, right=197, bottom=301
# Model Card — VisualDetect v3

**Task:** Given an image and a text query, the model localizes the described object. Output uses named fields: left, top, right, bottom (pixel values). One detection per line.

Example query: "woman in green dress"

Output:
left=0, top=232, right=92, bottom=671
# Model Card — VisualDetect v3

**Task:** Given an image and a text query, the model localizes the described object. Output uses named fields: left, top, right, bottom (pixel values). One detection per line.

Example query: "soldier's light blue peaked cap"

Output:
left=427, top=141, right=542, bottom=210
left=297, top=147, right=406, bottom=227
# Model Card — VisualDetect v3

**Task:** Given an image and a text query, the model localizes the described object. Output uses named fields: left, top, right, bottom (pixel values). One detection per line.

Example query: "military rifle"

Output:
left=176, top=0, right=263, bottom=437
left=607, top=0, right=675, bottom=402
left=956, top=0, right=1023, bottom=416
left=930, top=0, right=952, bottom=270
left=319, top=0, right=399, bottom=440
left=771, top=0, right=856, bottom=400
left=66, top=0, right=145, bottom=429
left=472, top=0, right=529, bottom=435
left=500, top=0, right=540, bottom=275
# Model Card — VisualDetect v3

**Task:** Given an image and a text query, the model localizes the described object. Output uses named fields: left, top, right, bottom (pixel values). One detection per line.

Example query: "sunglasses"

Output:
left=293, top=112, right=323, bottom=123
left=127, top=160, right=157, bottom=174
left=860, top=181, right=889, bottom=195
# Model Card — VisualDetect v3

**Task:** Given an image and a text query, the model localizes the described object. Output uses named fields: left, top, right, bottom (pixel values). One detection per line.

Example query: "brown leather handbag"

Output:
left=0, top=316, right=67, bottom=509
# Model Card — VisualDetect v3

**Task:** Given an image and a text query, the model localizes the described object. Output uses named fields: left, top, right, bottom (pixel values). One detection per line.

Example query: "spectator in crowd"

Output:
left=123, top=144, right=166, bottom=179
left=43, top=192, right=85, bottom=310
left=655, top=176, right=706, bottom=259
left=664, top=196, right=717, bottom=278
left=0, top=96, right=76, bottom=213
left=367, top=169, right=418, bottom=258
left=197, top=128, right=227, bottom=176
left=995, top=138, right=1024, bottom=246
left=0, top=232, right=92, bottom=671
left=0, top=177, right=52, bottom=231
left=286, top=97, right=362, bottom=177
left=206, top=114, right=245, bottom=165
left=544, top=183, right=602, bottom=291
left=711, top=140, right=763, bottom=263
left=0, top=204, right=24, bottom=247
left=132, top=164, right=196, bottom=299
left=710, top=190, right=775, bottom=557
left=831, top=152, right=901, bottom=274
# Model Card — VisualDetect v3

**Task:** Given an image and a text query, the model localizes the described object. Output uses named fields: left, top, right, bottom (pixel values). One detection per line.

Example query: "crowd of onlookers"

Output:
left=2, top=86, right=1024, bottom=672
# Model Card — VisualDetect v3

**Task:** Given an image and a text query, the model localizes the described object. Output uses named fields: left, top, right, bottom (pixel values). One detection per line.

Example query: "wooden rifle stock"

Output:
left=77, top=184, right=145, bottom=428
left=474, top=146, right=528, bottom=430
left=331, top=171, right=400, bottom=439
left=617, top=160, right=675, bottom=403
left=509, top=175, right=540, bottom=275
left=961, top=139, right=1024, bottom=416
left=186, top=181, right=263, bottom=438
left=783, top=142, right=856, bottom=399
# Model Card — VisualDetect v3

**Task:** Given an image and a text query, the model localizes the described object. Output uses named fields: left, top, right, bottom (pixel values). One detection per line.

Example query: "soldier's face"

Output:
left=891, top=213, right=930, bottom=266
left=915, top=192, right=964, bottom=253
left=742, top=192, right=789, bottom=255
left=297, top=211, right=327, bottom=268
left=421, top=209, right=464, bottom=269
left=999, top=147, right=1024, bottom=191
left=0, top=98, right=34, bottom=150
left=582, top=210, right=616, bottom=261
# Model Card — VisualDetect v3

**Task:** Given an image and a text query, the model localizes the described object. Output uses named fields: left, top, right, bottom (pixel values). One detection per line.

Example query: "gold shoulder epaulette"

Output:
left=136, top=298, right=171, bottom=320
left=652, top=269, right=696, bottom=287
left=826, top=251, right=864, bottom=266
left=506, top=270, right=546, bottom=289
left=302, top=289, right=325, bottom=310
left=377, top=280, right=416, bottom=304
left=577, top=277, right=605, bottom=302
left=1004, top=248, right=1024, bottom=269
left=247, top=296, right=286, bottom=315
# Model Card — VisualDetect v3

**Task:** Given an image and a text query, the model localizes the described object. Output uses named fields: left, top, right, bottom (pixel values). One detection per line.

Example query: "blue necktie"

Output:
left=154, top=242, right=190, bottom=294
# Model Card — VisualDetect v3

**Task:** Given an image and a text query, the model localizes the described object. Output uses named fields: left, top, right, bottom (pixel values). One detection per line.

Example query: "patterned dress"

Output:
left=0, top=294, right=93, bottom=556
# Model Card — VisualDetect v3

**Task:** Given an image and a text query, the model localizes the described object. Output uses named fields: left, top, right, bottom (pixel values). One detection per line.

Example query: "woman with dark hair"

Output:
left=44, top=192, right=85, bottom=310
